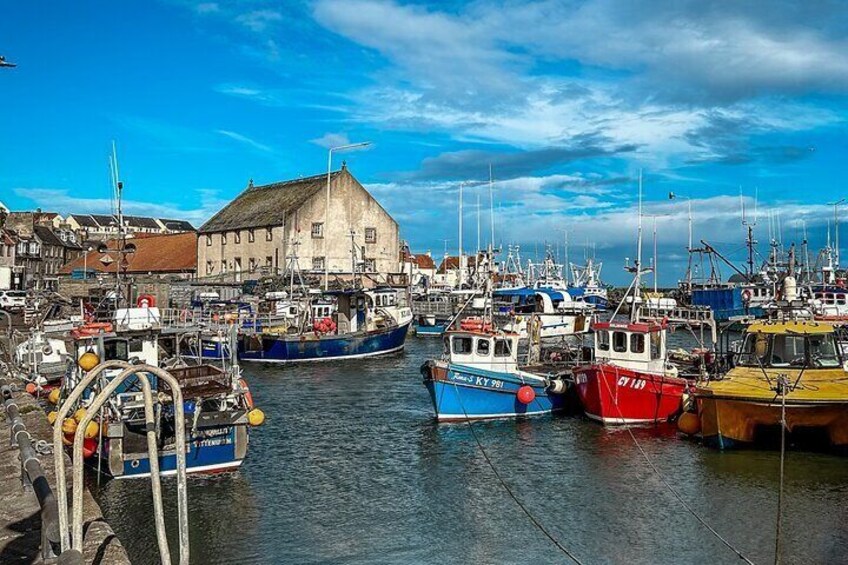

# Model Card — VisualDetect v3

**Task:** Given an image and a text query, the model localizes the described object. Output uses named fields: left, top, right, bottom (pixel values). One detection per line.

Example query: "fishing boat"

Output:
left=693, top=318, right=848, bottom=450
left=51, top=305, right=262, bottom=478
left=572, top=172, right=697, bottom=425
left=571, top=319, right=689, bottom=424
left=493, top=287, right=592, bottom=340
left=239, top=287, right=412, bottom=362
left=810, top=285, right=848, bottom=321
left=569, top=256, right=609, bottom=310
left=420, top=329, right=573, bottom=421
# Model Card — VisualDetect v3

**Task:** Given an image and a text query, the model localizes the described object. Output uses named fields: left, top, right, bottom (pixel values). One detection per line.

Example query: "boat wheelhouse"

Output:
left=421, top=329, right=571, bottom=421
left=810, top=285, right=848, bottom=321
left=493, top=287, right=592, bottom=340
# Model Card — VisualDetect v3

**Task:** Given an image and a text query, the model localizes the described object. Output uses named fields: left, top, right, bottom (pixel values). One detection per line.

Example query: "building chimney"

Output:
left=341, top=160, right=347, bottom=171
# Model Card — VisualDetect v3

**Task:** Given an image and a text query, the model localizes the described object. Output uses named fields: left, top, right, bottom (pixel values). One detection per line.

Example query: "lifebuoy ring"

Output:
left=239, top=378, right=254, bottom=409
left=741, top=289, right=752, bottom=302
left=137, top=294, right=156, bottom=308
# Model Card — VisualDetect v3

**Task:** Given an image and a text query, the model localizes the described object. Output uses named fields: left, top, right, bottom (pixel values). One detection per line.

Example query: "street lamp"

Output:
left=829, top=198, right=845, bottom=269
left=325, top=141, right=372, bottom=290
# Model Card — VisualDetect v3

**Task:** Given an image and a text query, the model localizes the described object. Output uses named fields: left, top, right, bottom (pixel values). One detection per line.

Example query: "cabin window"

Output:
left=103, top=340, right=129, bottom=361
left=597, top=331, right=609, bottom=351
left=129, top=338, right=144, bottom=353
left=476, top=338, right=490, bottom=356
left=737, top=332, right=768, bottom=366
left=452, top=337, right=473, bottom=354
left=365, top=227, right=376, bottom=243
left=809, top=334, right=841, bottom=367
left=839, top=295, right=847, bottom=305
left=771, top=334, right=805, bottom=367
left=494, top=338, right=512, bottom=357
left=630, top=333, right=645, bottom=354
left=651, top=332, right=662, bottom=360
left=312, top=222, right=324, bottom=239
left=612, top=331, right=628, bottom=353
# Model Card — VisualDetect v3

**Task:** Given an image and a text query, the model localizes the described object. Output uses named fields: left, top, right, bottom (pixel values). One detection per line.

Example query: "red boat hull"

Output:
left=572, top=364, right=688, bottom=425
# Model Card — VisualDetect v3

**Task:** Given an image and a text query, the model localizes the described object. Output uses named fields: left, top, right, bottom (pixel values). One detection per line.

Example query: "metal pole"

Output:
left=324, top=148, right=333, bottom=291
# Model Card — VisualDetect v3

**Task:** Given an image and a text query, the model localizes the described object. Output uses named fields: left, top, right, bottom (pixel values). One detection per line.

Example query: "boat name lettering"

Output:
left=617, top=376, right=647, bottom=390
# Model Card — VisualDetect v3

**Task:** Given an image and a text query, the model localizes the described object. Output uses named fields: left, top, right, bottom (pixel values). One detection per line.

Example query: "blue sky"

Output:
left=2, top=1, right=848, bottom=284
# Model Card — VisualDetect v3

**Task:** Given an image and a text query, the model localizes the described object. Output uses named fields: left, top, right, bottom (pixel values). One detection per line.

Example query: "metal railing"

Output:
left=1, top=383, right=61, bottom=561
left=54, top=363, right=190, bottom=564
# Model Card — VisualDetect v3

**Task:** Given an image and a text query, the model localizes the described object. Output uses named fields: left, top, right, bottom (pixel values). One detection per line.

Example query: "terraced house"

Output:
left=197, top=165, right=400, bottom=281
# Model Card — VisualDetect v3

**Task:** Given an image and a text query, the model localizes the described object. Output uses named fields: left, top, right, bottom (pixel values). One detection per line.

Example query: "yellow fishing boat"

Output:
left=694, top=319, right=848, bottom=449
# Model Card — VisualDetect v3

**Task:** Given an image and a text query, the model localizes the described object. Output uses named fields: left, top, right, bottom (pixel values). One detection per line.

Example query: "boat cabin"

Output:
left=592, top=321, right=667, bottom=374
left=735, top=321, right=842, bottom=369
left=444, top=331, right=521, bottom=373
left=811, top=286, right=848, bottom=319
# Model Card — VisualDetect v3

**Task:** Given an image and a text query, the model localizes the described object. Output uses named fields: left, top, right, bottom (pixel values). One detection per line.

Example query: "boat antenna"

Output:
left=634, top=169, right=644, bottom=317
left=489, top=164, right=495, bottom=248
left=653, top=215, right=658, bottom=294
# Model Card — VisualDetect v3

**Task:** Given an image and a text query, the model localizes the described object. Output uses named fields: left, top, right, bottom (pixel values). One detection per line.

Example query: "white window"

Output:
left=206, top=261, right=214, bottom=275
left=312, top=222, right=324, bottom=239
left=313, top=256, right=325, bottom=270
left=234, top=231, right=241, bottom=244
left=363, top=258, right=376, bottom=272
left=266, top=227, right=273, bottom=241
left=365, top=227, right=376, bottom=243
left=248, top=230, right=255, bottom=243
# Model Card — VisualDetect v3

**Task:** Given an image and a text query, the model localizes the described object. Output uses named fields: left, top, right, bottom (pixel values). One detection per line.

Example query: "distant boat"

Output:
left=421, top=329, right=573, bottom=421
left=569, top=257, right=609, bottom=310
left=239, top=287, right=412, bottom=362
left=493, top=287, right=592, bottom=339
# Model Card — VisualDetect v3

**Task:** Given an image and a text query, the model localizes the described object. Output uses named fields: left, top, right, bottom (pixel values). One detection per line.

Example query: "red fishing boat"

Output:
left=572, top=320, right=688, bottom=424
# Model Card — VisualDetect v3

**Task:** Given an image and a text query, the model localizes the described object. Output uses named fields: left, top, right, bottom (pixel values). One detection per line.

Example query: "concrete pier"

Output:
left=0, top=383, right=130, bottom=564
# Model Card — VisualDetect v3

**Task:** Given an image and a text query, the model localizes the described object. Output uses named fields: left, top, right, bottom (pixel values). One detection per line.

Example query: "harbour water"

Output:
left=93, top=338, right=848, bottom=564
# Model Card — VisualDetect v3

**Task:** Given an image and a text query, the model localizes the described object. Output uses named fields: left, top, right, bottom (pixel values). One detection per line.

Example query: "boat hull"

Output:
left=239, top=322, right=410, bottom=362
left=98, top=425, right=248, bottom=479
left=413, top=322, right=448, bottom=337
left=697, top=396, right=848, bottom=450
left=421, top=361, right=566, bottom=421
left=572, top=364, right=687, bottom=424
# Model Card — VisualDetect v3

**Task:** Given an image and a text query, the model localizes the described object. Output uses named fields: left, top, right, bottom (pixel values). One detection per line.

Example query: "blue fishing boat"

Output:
left=421, top=330, right=572, bottom=421
left=568, top=256, right=609, bottom=310
left=239, top=287, right=413, bottom=362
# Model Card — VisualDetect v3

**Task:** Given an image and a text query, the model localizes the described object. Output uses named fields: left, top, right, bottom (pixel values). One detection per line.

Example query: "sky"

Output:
left=2, top=1, right=848, bottom=284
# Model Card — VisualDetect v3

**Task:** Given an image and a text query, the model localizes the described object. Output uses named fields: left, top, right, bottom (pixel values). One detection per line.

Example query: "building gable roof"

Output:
left=160, top=218, right=195, bottom=231
left=199, top=171, right=344, bottom=234
left=69, top=214, right=99, bottom=228
left=33, top=226, right=65, bottom=247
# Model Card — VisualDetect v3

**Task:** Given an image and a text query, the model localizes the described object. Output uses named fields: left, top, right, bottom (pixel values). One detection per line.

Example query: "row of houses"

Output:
left=1, top=167, right=466, bottom=294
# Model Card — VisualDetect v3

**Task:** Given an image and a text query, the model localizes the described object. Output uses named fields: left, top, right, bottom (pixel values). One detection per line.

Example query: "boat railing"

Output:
left=412, top=300, right=454, bottom=317
left=54, top=362, right=190, bottom=564
left=636, top=305, right=718, bottom=342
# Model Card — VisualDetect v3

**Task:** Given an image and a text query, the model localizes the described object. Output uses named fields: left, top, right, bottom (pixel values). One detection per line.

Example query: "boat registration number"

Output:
left=449, top=372, right=505, bottom=389
left=617, top=376, right=647, bottom=390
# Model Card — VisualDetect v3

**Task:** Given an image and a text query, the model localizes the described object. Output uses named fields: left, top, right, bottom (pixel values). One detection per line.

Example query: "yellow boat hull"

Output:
left=697, top=396, right=848, bottom=449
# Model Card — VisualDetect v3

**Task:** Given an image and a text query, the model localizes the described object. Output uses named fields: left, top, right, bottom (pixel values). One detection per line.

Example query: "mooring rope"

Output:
left=598, top=366, right=756, bottom=565
left=452, top=383, right=585, bottom=564
left=774, top=378, right=788, bottom=565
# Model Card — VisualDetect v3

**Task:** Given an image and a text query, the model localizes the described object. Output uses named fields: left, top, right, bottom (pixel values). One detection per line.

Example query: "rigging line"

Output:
left=597, top=367, right=756, bottom=565
left=451, top=383, right=584, bottom=565
left=774, top=381, right=788, bottom=565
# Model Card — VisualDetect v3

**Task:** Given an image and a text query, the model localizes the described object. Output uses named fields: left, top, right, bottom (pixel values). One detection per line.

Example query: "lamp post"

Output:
left=325, top=141, right=372, bottom=290
left=829, top=198, right=845, bottom=269
left=83, top=246, right=92, bottom=279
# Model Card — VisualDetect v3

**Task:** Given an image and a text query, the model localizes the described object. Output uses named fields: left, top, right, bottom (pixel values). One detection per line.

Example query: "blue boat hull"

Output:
left=413, top=323, right=448, bottom=337
left=421, top=362, right=566, bottom=421
left=98, top=426, right=245, bottom=479
left=584, top=295, right=608, bottom=310
left=239, top=322, right=411, bottom=362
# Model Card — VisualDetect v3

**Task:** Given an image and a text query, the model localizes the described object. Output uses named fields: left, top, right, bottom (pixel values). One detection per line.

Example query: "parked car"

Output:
left=0, top=290, right=27, bottom=310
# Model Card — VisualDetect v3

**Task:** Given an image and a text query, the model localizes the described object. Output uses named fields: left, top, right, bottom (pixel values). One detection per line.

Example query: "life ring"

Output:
left=239, top=378, right=254, bottom=409
left=741, top=289, right=752, bottom=302
left=137, top=294, right=156, bottom=308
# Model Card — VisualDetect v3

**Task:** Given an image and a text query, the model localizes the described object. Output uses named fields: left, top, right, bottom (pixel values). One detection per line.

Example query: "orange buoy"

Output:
left=677, top=411, right=701, bottom=435
left=517, top=385, right=536, bottom=405
left=25, top=383, right=37, bottom=395
left=239, top=378, right=254, bottom=409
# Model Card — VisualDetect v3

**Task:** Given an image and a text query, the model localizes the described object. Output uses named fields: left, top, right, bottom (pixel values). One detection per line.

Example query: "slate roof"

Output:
left=33, top=226, right=65, bottom=247
left=160, top=219, right=195, bottom=231
left=69, top=214, right=99, bottom=228
left=59, top=232, right=197, bottom=274
left=90, top=214, right=117, bottom=227
left=124, top=215, right=161, bottom=229
left=199, top=171, right=344, bottom=233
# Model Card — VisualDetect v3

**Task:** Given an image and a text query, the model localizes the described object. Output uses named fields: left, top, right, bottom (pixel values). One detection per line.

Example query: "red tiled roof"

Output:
left=59, top=232, right=197, bottom=274
left=402, top=251, right=435, bottom=270
left=437, top=255, right=479, bottom=273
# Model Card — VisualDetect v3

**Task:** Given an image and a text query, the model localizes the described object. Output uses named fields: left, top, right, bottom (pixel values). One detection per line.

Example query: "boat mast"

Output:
left=653, top=215, right=658, bottom=294
left=633, top=169, right=644, bottom=322
left=109, top=142, right=124, bottom=307
left=458, top=182, right=464, bottom=288
left=489, top=164, right=495, bottom=249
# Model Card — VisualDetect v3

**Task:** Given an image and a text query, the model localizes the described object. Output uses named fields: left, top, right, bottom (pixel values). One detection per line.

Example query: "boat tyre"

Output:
left=547, top=379, right=568, bottom=394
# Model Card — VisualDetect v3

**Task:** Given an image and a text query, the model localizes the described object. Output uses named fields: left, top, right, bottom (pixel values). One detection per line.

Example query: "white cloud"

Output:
left=235, top=9, right=283, bottom=32
left=194, top=2, right=219, bottom=14
left=216, top=129, right=273, bottom=154
left=310, top=132, right=351, bottom=149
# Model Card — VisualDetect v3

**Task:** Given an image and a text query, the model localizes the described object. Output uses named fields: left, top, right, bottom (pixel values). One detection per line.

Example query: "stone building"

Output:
left=197, top=165, right=400, bottom=281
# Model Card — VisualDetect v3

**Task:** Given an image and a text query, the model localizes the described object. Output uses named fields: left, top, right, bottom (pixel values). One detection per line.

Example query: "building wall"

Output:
left=197, top=170, right=400, bottom=279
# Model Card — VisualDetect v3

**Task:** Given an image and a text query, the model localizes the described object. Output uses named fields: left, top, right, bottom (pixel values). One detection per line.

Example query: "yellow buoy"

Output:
left=78, top=351, right=100, bottom=372
left=47, top=388, right=61, bottom=405
left=62, top=418, right=78, bottom=435
left=677, top=411, right=701, bottom=436
left=47, top=411, right=58, bottom=425
left=73, top=407, right=87, bottom=423
left=247, top=408, right=265, bottom=426
left=83, top=421, right=100, bottom=439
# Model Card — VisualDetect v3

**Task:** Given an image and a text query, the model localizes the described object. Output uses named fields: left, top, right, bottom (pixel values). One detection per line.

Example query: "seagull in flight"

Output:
left=0, top=56, right=17, bottom=68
